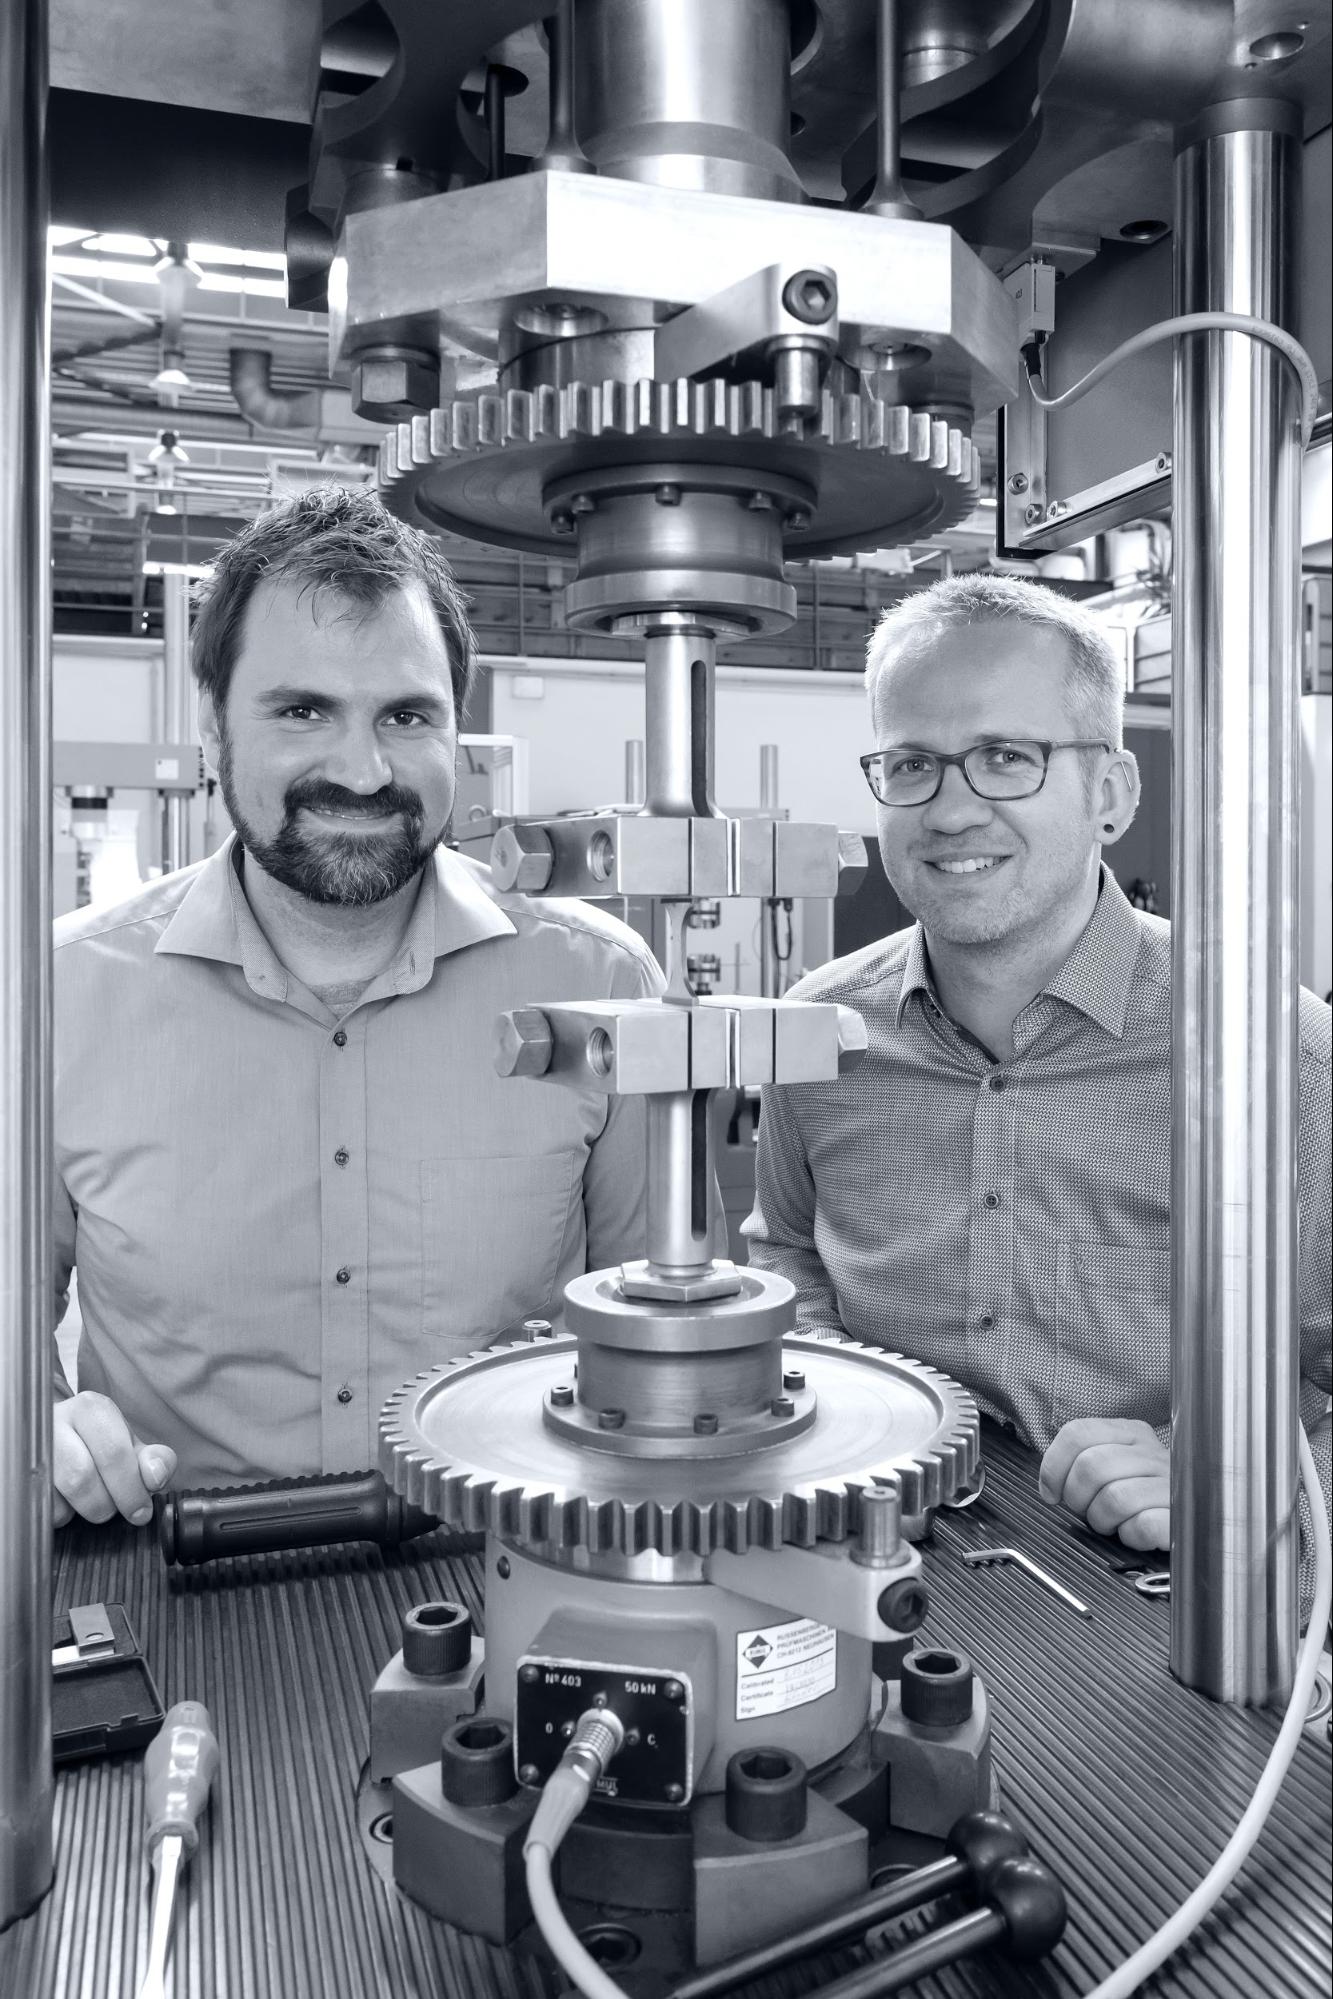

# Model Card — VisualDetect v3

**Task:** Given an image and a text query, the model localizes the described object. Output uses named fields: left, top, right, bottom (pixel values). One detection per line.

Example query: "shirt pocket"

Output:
left=420, top=1150, right=578, bottom=1348
left=1053, top=1236, right=1171, bottom=1432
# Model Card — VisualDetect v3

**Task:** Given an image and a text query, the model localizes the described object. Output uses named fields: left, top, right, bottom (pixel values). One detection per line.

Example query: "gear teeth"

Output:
left=783, top=1487, right=819, bottom=1548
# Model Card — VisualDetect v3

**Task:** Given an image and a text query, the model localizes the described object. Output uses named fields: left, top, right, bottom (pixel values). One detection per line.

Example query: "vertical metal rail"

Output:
left=1171, top=101, right=1303, bottom=1705
left=0, top=0, right=54, bottom=1927
left=161, top=567, right=192, bottom=873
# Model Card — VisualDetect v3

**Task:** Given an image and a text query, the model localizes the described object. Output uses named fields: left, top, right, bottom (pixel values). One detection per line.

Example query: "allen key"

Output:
left=960, top=1547, right=1092, bottom=1619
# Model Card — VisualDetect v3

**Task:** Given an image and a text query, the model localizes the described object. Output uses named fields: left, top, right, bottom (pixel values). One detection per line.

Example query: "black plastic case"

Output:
left=52, top=1602, right=165, bottom=1764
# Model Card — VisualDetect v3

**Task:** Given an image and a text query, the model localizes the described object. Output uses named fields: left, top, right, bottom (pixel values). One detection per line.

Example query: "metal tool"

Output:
left=961, top=1548, right=1093, bottom=1620
left=137, top=1702, right=220, bottom=1999
left=155, top=1469, right=440, bottom=1567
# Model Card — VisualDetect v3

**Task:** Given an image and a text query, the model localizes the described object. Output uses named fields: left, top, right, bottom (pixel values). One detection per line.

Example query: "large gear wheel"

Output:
left=379, top=376, right=981, bottom=559
left=380, top=1331, right=981, bottom=1557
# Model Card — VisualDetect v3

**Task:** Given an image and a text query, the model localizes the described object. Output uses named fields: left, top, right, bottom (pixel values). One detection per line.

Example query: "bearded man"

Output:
left=53, top=486, right=660, bottom=1524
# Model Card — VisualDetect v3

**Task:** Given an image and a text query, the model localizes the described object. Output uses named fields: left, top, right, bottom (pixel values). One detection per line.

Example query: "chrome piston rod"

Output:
left=1171, top=101, right=1303, bottom=1705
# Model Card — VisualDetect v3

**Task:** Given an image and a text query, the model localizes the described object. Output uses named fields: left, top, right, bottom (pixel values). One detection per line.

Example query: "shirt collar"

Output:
left=156, top=835, right=517, bottom=1001
left=893, top=865, right=1141, bottom=1040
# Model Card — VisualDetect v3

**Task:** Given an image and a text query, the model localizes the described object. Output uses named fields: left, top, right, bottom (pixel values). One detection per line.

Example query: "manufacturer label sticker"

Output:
left=734, top=1617, right=836, bottom=1721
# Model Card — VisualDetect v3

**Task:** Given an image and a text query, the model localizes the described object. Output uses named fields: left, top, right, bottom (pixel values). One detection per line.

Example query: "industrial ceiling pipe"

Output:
left=0, top=0, right=56, bottom=1930
left=229, top=346, right=322, bottom=430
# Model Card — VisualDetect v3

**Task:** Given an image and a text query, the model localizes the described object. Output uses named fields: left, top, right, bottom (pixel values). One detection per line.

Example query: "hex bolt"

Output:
left=655, top=483, right=682, bottom=506
left=781, top=269, right=836, bottom=323
left=1008, top=472, right=1029, bottom=493
left=693, top=1412, right=719, bottom=1435
left=878, top=1576, right=930, bottom=1632
left=551, top=511, right=574, bottom=535
left=771, top=1394, right=796, bottom=1418
left=837, top=1007, right=869, bottom=1074
left=784, top=508, right=812, bottom=533
left=494, top=1006, right=554, bottom=1079
left=490, top=823, right=554, bottom=893
left=519, top=1663, right=540, bottom=1685
left=598, top=1407, right=626, bottom=1431
left=783, top=1369, right=806, bottom=1391
left=549, top=1383, right=575, bottom=1408
left=746, top=490, right=775, bottom=510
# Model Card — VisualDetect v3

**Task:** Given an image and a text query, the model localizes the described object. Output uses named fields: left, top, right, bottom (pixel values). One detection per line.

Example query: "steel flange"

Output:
left=380, top=1331, right=981, bottom=1558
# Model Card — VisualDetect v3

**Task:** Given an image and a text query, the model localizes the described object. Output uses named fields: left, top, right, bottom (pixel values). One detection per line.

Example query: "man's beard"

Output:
left=218, top=735, right=438, bottom=907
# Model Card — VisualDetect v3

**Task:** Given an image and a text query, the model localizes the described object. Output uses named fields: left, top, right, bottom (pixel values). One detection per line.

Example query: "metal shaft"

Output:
left=161, top=567, right=191, bottom=873
left=646, top=1092, right=714, bottom=1277
left=1170, top=102, right=1302, bottom=1705
left=536, top=0, right=592, bottom=174
left=0, top=0, right=54, bottom=1928
left=865, top=1, right=921, bottom=221
left=643, top=621, right=716, bottom=818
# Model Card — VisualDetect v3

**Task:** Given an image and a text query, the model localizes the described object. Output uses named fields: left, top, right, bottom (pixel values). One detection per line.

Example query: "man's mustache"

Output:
left=283, top=779, right=424, bottom=822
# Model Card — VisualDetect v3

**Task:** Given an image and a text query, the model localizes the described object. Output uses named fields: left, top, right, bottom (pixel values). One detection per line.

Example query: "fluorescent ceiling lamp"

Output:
left=197, top=271, right=288, bottom=298
left=189, top=242, right=287, bottom=271
left=85, top=232, right=159, bottom=258
left=48, top=224, right=95, bottom=248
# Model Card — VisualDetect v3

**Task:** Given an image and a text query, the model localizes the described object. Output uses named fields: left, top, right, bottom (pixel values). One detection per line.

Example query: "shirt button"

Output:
left=336, top=1385, right=353, bottom=1405
left=988, top=1074, right=1005, bottom=1091
left=335, top=1266, right=351, bottom=1284
left=983, top=1192, right=1000, bottom=1210
left=334, top=1148, right=350, bottom=1167
left=979, top=1314, right=996, bottom=1330
left=333, top=1029, right=347, bottom=1048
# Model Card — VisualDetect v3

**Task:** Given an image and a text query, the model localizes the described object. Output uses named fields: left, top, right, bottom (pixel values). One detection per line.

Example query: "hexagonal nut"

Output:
left=835, top=1005, right=869, bottom=1076
left=490, top=822, right=554, bottom=892
left=836, top=829, right=868, bottom=898
left=351, top=349, right=440, bottom=421
left=495, top=1008, right=553, bottom=1079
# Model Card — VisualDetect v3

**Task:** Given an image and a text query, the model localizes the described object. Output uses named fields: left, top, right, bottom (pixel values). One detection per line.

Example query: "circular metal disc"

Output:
left=381, top=1333, right=980, bottom=1556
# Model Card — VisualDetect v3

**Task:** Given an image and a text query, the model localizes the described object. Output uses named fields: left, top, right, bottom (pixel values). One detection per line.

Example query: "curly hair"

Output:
left=191, top=484, right=476, bottom=721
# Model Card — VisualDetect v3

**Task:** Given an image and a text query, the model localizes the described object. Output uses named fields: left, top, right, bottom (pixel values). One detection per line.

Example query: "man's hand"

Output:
left=1038, top=1418, right=1169, bottom=1551
left=53, top=1392, right=177, bottom=1529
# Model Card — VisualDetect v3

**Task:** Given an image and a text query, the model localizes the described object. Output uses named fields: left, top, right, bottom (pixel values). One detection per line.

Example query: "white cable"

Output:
left=1026, top=312, right=1321, bottom=447
left=1083, top=1425, right=1332, bottom=1999
left=524, top=1709, right=631, bottom=1999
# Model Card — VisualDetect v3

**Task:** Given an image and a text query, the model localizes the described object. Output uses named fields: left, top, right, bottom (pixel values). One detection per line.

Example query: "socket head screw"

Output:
left=598, top=1407, right=626, bottom=1431
left=783, top=1370, right=806, bottom=1391
left=782, top=270, right=836, bottom=323
left=549, top=1383, right=574, bottom=1408
left=1024, top=502, right=1043, bottom=525
left=771, top=1395, right=796, bottom=1417
left=1008, top=472, right=1029, bottom=493
left=878, top=1577, right=929, bottom=1633
left=693, top=1412, right=719, bottom=1435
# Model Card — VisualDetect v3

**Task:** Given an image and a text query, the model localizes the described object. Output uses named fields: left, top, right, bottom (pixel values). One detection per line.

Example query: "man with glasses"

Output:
left=744, top=574, right=1330, bottom=1551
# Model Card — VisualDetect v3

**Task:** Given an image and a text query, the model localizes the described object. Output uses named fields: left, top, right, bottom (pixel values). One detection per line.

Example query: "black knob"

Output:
left=945, top=1811, right=1030, bottom=1895
left=988, top=1855, right=1068, bottom=1960
left=440, top=1716, right=517, bottom=1807
left=901, top=1646, right=974, bottom=1727
left=402, top=1601, right=472, bottom=1678
left=724, top=1746, right=808, bottom=1843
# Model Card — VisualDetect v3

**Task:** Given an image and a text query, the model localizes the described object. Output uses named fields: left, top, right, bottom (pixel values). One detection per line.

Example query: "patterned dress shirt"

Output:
left=744, top=869, right=1332, bottom=1520
left=54, top=836, right=661, bottom=1485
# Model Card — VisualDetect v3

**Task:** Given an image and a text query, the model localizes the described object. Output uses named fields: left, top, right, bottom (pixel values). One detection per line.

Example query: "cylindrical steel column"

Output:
left=646, top=1092, right=714, bottom=1277
left=643, top=622, right=716, bottom=819
left=161, top=566, right=192, bottom=874
left=1170, top=101, right=1302, bottom=1705
left=576, top=0, right=802, bottom=203
left=0, top=0, right=54, bottom=1927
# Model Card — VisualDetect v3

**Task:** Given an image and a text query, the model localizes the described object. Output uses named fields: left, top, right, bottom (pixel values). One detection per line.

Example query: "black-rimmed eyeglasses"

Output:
left=860, top=739, right=1112, bottom=807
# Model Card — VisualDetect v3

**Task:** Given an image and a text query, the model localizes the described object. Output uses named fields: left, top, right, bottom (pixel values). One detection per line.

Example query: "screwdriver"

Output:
left=138, top=1701, right=220, bottom=1999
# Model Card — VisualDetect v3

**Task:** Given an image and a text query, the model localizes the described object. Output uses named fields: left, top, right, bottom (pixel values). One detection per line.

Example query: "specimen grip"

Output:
left=156, top=1469, right=438, bottom=1566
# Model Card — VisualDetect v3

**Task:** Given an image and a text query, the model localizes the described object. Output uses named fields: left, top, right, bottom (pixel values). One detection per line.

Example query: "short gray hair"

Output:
left=864, top=573, right=1126, bottom=748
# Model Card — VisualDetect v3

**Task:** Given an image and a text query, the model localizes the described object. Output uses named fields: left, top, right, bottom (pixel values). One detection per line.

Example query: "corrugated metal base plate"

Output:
left=1, top=1425, right=1328, bottom=1998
